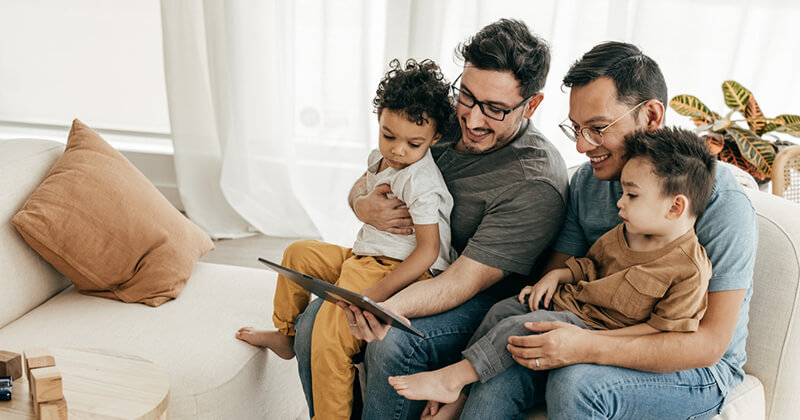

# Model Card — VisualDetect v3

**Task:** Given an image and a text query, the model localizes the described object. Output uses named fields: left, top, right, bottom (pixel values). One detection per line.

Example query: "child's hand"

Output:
left=518, top=272, right=560, bottom=311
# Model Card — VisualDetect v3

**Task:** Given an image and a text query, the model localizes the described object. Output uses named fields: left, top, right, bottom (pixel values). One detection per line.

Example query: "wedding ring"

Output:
left=349, top=323, right=357, bottom=327
left=535, top=358, right=540, bottom=369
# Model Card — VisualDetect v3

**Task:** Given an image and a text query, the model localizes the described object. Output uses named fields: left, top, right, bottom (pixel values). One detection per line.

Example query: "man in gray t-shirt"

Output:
left=292, top=19, right=568, bottom=419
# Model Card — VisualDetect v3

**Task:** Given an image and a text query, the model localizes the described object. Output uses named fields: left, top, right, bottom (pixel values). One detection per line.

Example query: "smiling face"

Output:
left=568, top=77, right=648, bottom=180
left=454, top=66, right=541, bottom=154
left=617, top=156, right=676, bottom=236
left=377, top=108, right=440, bottom=170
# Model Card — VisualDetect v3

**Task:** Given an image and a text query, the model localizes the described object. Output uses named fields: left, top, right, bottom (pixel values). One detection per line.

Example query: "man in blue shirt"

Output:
left=459, top=42, right=758, bottom=419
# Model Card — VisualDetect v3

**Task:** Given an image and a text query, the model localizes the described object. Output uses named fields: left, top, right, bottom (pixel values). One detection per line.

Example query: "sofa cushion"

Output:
left=0, top=138, right=70, bottom=329
left=0, top=262, right=308, bottom=419
left=12, top=119, right=213, bottom=307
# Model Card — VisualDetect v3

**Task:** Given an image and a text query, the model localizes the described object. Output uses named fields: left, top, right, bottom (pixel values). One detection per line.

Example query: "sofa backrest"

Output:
left=0, top=138, right=71, bottom=329
left=744, top=189, right=800, bottom=420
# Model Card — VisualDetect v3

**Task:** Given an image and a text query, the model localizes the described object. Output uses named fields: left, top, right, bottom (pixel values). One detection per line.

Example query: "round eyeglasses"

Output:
left=559, top=100, right=648, bottom=147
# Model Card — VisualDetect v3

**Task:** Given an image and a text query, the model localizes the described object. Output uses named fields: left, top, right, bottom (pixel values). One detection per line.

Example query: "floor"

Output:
left=199, top=234, right=304, bottom=269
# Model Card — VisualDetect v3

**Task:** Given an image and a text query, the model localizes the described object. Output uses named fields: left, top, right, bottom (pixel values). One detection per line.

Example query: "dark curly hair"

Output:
left=456, top=19, right=550, bottom=98
left=373, top=58, right=458, bottom=140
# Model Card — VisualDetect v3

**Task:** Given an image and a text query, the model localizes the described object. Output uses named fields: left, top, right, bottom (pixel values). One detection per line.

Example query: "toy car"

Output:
left=0, top=376, right=11, bottom=401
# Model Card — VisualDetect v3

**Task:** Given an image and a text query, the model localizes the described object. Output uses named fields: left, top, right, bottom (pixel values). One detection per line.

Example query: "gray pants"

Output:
left=462, top=296, right=593, bottom=383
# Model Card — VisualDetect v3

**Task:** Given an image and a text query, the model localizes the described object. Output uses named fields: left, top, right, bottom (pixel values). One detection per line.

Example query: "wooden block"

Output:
left=39, top=398, right=68, bottom=420
left=30, top=366, right=63, bottom=403
left=24, top=348, right=56, bottom=392
left=0, top=350, right=23, bottom=380
left=24, top=348, right=56, bottom=379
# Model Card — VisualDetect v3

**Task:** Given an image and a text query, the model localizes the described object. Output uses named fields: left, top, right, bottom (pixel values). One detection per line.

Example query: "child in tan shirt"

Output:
left=388, top=127, right=717, bottom=408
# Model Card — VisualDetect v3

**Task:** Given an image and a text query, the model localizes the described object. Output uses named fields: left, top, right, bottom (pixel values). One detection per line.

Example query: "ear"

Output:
left=643, top=99, right=665, bottom=130
left=523, top=93, right=545, bottom=119
left=431, top=132, right=442, bottom=145
left=666, top=194, right=689, bottom=220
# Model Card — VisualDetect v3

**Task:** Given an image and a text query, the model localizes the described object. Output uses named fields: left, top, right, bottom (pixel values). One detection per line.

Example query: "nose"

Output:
left=391, top=144, right=405, bottom=156
left=575, top=134, right=597, bottom=154
left=616, top=195, right=625, bottom=210
left=464, top=104, right=487, bottom=129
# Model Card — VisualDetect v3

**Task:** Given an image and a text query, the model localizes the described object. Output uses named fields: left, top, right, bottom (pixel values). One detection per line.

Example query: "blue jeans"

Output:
left=463, top=361, right=725, bottom=420
left=294, top=294, right=497, bottom=419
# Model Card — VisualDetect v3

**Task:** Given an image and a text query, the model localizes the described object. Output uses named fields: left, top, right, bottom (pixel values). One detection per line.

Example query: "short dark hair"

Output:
left=456, top=18, right=550, bottom=98
left=563, top=42, right=667, bottom=113
left=373, top=58, right=457, bottom=139
left=624, top=127, right=715, bottom=218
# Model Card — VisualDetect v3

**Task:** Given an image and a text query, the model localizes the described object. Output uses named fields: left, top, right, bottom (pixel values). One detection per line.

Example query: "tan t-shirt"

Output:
left=552, top=224, right=711, bottom=332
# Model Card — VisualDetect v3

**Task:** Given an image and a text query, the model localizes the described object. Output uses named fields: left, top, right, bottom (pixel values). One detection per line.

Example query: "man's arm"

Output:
left=341, top=255, right=503, bottom=342
left=508, top=289, right=745, bottom=372
left=348, top=173, right=413, bottom=235
left=362, top=223, right=440, bottom=302
left=386, top=254, right=503, bottom=318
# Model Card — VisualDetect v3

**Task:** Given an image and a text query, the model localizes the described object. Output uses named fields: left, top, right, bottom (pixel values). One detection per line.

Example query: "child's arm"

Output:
left=362, top=223, right=439, bottom=302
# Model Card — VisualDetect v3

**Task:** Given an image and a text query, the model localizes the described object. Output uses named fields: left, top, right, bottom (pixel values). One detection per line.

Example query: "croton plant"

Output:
left=670, top=80, right=800, bottom=181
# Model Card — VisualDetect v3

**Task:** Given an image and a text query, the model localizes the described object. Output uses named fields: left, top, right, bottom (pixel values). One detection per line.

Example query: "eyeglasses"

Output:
left=451, top=73, right=532, bottom=122
left=559, top=100, right=648, bottom=147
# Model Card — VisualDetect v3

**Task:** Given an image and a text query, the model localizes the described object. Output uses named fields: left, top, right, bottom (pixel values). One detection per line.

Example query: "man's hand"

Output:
left=353, top=183, right=413, bottom=235
left=337, top=300, right=406, bottom=342
left=507, top=321, right=591, bottom=370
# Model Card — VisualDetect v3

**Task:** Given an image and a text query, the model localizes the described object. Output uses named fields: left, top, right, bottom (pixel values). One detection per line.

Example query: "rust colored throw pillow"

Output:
left=12, top=119, right=214, bottom=307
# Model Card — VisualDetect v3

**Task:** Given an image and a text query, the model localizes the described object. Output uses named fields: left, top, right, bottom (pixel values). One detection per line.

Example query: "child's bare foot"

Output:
left=235, top=327, right=296, bottom=360
left=388, top=360, right=477, bottom=404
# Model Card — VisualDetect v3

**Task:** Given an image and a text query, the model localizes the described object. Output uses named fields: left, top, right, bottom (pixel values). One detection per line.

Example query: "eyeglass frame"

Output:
left=559, top=100, right=649, bottom=147
left=451, top=73, right=533, bottom=122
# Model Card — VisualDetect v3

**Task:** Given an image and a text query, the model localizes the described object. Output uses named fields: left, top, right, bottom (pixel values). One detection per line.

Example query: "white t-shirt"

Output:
left=352, top=148, right=456, bottom=272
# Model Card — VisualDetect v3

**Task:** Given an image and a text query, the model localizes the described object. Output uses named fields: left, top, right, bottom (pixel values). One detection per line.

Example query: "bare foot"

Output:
left=388, top=360, right=477, bottom=404
left=235, top=327, right=295, bottom=360
left=422, top=393, right=467, bottom=420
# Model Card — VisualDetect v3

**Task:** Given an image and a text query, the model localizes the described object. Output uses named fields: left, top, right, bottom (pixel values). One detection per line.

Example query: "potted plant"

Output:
left=669, top=80, right=800, bottom=181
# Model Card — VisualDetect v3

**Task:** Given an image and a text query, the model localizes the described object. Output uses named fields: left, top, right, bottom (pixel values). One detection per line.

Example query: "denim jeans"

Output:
left=294, top=294, right=497, bottom=419
left=462, top=360, right=725, bottom=420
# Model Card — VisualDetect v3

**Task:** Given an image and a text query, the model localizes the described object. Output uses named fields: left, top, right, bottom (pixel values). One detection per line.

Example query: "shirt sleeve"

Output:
left=696, top=173, right=757, bottom=292
left=553, top=165, right=591, bottom=257
left=647, top=267, right=709, bottom=332
left=461, top=180, right=566, bottom=275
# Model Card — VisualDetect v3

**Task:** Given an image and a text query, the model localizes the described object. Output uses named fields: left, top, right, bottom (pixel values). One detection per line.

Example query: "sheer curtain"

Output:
left=161, top=0, right=799, bottom=244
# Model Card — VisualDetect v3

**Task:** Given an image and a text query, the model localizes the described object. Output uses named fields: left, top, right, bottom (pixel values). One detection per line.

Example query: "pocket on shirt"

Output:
left=610, top=268, right=669, bottom=320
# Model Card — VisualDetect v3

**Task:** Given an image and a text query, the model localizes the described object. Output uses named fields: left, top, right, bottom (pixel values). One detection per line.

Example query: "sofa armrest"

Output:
left=743, top=189, right=800, bottom=420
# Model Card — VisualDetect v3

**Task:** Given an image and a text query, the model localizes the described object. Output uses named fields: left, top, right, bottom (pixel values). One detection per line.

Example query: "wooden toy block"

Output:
left=39, top=398, right=68, bottom=420
left=24, top=348, right=56, bottom=379
left=0, top=350, right=23, bottom=380
left=24, top=348, right=56, bottom=393
left=30, top=366, right=63, bottom=404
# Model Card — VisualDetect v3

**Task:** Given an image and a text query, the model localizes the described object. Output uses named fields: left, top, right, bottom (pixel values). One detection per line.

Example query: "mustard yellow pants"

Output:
left=272, top=239, right=431, bottom=420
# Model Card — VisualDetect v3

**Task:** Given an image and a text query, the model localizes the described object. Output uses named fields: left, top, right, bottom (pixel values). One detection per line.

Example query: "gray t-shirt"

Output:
left=554, top=162, right=757, bottom=396
left=431, top=120, right=569, bottom=288
left=352, top=148, right=457, bottom=272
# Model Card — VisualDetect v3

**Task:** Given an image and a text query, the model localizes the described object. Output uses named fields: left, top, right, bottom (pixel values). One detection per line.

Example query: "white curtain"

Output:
left=161, top=0, right=799, bottom=244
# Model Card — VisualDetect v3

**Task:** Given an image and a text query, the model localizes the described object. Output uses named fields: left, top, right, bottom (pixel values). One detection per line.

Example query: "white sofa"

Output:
left=0, top=138, right=309, bottom=419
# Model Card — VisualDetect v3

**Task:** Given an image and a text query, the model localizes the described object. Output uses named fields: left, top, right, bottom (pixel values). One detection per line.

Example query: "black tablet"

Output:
left=258, top=258, right=425, bottom=338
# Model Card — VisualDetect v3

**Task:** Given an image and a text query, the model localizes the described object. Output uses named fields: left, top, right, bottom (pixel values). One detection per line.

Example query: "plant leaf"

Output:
left=718, top=143, right=759, bottom=178
left=776, top=114, right=800, bottom=124
left=725, top=126, right=775, bottom=178
left=774, top=122, right=800, bottom=137
left=704, top=133, right=724, bottom=155
left=722, top=80, right=751, bottom=113
left=744, top=95, right=767, bottom=134
left=669, top=95, right=714, bottom=123
left=763, top=115, right=800, bottom=134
